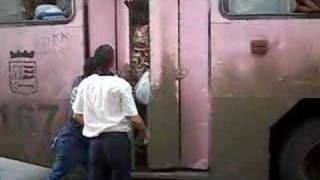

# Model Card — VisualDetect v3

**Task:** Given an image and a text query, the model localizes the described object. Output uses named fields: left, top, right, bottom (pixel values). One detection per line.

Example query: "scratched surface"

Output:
left=148, top=0, right=180, bottom=169
left=179, top=0, right=210, bottom=169
left=0, top=0, right=85, bottom=167
left=210, top=0, right=320, bottom=179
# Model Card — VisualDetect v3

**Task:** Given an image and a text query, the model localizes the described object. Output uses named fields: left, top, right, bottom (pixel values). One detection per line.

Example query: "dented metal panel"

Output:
left=148, top=0, right=180, bottom=169
left=180, top=0, right=210, bottom=170
left=0, top=0, right=85, bottom=166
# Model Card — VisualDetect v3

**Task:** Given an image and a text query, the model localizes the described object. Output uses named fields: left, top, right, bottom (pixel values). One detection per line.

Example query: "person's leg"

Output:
left=104, top=133, right=131, bottom=180
left=47, top=136, right=79, bottom=180
left=75, top=135, right=90, bottom=180
left=89, top=137, right=112, bottom=180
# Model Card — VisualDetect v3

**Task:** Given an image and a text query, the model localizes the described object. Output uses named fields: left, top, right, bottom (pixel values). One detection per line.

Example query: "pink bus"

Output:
left=0, top=0, right=319, bottom=180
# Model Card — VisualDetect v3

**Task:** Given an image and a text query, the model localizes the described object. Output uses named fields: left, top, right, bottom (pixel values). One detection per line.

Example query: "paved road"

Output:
left=0, top=158, right=209, bottom=180
left=0, top=158, right=49, bottom=180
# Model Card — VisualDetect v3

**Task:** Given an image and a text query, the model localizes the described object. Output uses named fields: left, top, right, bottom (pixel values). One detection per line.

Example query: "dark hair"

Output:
left=83, top=57, right=96, bottom=77
left=94, top=44, right=114, bottom=71
left=41, top=0, right=56, bottom=4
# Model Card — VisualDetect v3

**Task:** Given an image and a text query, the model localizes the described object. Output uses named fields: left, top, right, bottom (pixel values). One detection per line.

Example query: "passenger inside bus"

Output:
left=124, top=0, right=150, bottom=170
left=225, top=0, right=320, bottom=14
left=294, top=0, right=320, bottom=13
left=34, top=0, right=65, bottom=20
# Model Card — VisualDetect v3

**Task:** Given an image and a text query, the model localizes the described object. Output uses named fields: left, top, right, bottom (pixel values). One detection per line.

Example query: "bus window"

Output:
left=222, top=0, right=320, bottom=15
left=0, top=0, right=72, bottom=23
left=294, top=0, right=320, bottom=13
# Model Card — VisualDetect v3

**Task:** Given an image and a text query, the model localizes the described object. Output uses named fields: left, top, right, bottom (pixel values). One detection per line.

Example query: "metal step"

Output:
left=132, top=171, right=209, bottom=180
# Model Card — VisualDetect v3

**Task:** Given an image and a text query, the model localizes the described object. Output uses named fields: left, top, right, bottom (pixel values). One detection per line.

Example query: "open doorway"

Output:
left=125, top=0, right=150, bottom=171
left=126, top=0, right=149, bottom=78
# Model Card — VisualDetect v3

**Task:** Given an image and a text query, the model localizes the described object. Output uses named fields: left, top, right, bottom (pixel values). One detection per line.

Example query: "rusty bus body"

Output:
left=1, top=0, right=320, bottom=180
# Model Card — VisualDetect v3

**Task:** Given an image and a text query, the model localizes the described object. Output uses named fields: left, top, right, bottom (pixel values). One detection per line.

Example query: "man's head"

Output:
left=94, top=44, right=115, bottom=72
left=83, top=57, right=96, bottom=77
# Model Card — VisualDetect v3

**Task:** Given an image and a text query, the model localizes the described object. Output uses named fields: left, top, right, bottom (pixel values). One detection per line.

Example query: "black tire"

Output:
left=279, top=120, right=320, bottom=180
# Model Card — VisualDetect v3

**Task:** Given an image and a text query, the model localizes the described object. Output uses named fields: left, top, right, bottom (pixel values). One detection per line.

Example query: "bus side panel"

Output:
left=180, top=0, right=210, bottom=169
left=211, top=97, right=290, bottom=180
left=148, top=0, right=180, bottom=169
left=115, top=0, right=130, bottom=71
left=209, top=1, right=289, bottom=179
left=88, top=0, right=129, bottom=72
left=286, top=20, right=320, bottom=98
left=210, top=1, right=320, bottom=179
left=88, top=0, right=116, bottom=55
left=210, top=21, right=289, bottom=179
left=0, top=1, right=85, bottom=166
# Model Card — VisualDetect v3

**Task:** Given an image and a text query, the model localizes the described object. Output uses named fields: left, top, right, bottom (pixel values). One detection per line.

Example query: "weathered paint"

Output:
left=4, top=0, right=320, bottom=179
left=0, top=0, right=210, bottom=172
left=286, top=21, right=320, bottom=97
left=0, top=0, right=85, bottom=166
left=149, top=0, right=211, bottom=170
left=115, top=0, right=130, bottom=72
left=88, top=0, right=130, bottom=71
left=180, top=0, right=210, bottom=169
left=148, top=0, right=180, bottom=169
left=210, top=98, right=289, bottom=180
left=210, top=0, right=320, bottom=179
left=88, top=0, right=116, bottom=55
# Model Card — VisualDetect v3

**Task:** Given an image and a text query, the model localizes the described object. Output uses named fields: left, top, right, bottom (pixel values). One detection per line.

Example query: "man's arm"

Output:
left=73, top=113, right=84, bottom=126
left=72, top=82, right=85, bottom=125
left=129, top=115, right=151, bottom=144
left=121, top=83, right=151, bottom=144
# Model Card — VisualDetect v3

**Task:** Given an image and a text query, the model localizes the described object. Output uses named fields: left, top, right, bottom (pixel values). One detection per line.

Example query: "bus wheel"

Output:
left=279, top=120, right=320, bottom=180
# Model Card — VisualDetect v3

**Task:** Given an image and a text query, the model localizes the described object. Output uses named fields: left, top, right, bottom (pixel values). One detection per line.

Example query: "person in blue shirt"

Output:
left=34, top=0, right=65, bottom=20
left=47, top=57, right=96, bottom=180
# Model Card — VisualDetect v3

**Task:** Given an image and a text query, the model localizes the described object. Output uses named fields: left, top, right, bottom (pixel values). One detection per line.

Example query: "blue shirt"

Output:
left=34, top=4, right=65, bottom=20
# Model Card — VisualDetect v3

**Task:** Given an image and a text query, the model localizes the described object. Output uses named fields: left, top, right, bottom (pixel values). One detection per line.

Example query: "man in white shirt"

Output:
left=72, top=44, right=150, bottom=180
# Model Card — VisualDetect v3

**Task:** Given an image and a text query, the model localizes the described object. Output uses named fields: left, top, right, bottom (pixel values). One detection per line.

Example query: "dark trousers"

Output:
left=89, top=132, right=131, bottom=180
left=47, top=120, right=89, bottom=180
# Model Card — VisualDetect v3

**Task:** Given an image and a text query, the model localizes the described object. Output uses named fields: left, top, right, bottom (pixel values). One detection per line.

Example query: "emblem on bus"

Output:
left=9, top=50, right=38, bottom=95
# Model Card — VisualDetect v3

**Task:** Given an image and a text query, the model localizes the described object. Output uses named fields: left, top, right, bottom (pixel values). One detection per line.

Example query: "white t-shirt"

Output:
left=72, top=74, right=138, bottom=138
